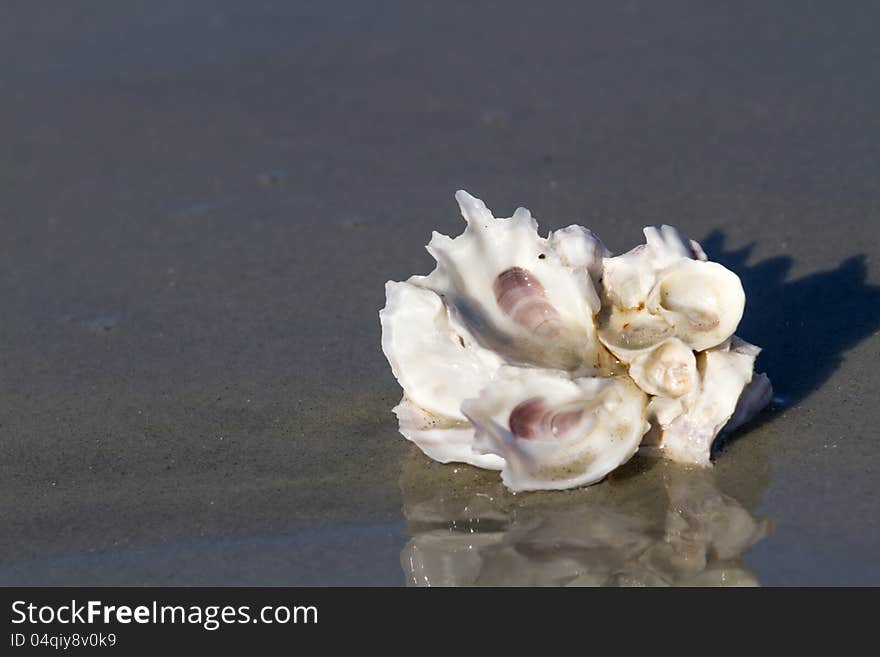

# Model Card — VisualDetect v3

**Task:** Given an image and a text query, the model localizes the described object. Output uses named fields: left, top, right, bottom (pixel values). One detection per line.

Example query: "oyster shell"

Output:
left=461, top=368, right=649, bottom=492
left=380, top=280, right=503, bottom=422
left=392, top=397, right=505, bottom=470
left=642, top=337, right=769, bottom=465
left=415, top=191, right=606, bottom=373
left=627, top=337, right=697, bottom=398
left=598, top=225, right=746, bottom=359
left=380, top=191, right=771, bottom=490
left=380, top=281, right=506, bottom=468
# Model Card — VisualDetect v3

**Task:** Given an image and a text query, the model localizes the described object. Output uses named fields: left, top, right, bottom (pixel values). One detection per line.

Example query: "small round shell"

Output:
left=598, top=225, right=745, bottom=359
left=643, top=337, right=770, bottom=465
left=646, top=259, right=745, bottom=352
left=628, top=338, right=698, bottom=398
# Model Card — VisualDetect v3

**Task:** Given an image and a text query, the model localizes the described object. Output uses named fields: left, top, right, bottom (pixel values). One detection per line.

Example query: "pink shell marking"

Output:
left=508, top=397, right=585, bottom=440
left=493, top=267, right=561, bottom=338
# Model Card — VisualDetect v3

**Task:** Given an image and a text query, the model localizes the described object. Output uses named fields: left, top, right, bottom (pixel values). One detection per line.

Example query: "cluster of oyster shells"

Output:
left=380, top=192, right=772, bottom=492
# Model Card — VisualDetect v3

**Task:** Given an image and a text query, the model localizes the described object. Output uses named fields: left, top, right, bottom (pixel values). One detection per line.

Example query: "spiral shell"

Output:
left=493, top=267, right=562, bottom=339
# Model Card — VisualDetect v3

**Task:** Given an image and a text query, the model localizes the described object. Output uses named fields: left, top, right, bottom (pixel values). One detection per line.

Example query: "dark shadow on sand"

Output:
left=703, top=231, right=880, bottom=418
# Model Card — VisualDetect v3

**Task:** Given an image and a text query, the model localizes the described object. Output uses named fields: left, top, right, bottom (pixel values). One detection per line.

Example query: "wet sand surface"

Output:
left=1, top=1, right=878, bottom=585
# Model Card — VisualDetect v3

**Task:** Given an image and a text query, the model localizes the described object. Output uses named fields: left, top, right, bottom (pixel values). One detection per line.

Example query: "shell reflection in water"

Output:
left=399, top=450, right=773, bottom=587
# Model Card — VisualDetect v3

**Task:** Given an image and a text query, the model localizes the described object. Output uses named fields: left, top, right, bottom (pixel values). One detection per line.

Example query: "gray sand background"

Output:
left=1, top=1, right=878, bottom=585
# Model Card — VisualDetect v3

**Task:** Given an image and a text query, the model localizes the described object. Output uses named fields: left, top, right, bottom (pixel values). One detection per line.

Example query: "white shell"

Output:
left=461, top=368, right=649, bottom=492
left=598, top=225, right=745, bottom=359
left=380, top=281, right=503, bottom=421
left=380, top=191, right=771, bottom=489
left=643, top=337, right=771, bottom=465
left=602, top=225, right=700, bottom=310
left=392, top=397, right=504, bottom=470
left=646, top=259, right=746, bottom=352
left=415, top=191, right=605, bottom=373
left=627, top=337, right=697, bottom=398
